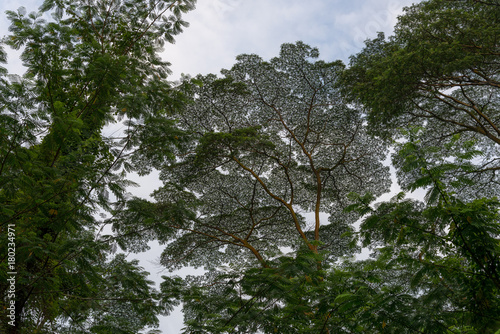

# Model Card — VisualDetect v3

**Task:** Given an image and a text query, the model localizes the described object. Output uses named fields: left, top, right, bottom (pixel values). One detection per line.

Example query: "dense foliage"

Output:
left=112, top=41, right=391, bottom=332
left=1, top=0, right=499, bottom=333
left=113, top=42, right=390, bottom=265
left=344, top=0, right=500, bottom=199
left=0, top=0, right=194, bottom=333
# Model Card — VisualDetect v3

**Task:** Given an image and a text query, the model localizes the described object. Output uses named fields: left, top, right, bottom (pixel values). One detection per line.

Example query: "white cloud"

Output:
left=165, top=0, right=417, bottom=80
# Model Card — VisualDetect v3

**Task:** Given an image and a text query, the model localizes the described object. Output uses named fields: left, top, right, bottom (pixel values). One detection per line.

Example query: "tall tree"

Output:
left=347, top=133, right=500, bottom=333
left=0, top=0, right=194, bottom=332
left=342, top=1, right=500, bottom=332
left=344, top=0, right=500, bottom=199
left=113, top=42, right=391, bottom=331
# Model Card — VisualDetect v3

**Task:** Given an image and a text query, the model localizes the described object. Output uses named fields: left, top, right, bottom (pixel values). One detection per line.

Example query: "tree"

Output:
left=3, top=0, right=494, bottom=332
left=344, top=0, right=500, bottom=199
left=0, top=0, right=194, bottom=332
left=347, top=132, right=500, bottom=333
left=153, top=128, right=500, bottom=333
left=113, top=42, right=391, bottom=332
left=136, top=1, right=500, bottom=331
left=340, top=1, right=500, bottom=331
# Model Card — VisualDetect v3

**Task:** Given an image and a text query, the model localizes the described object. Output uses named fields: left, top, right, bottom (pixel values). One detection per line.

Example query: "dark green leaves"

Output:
left=0, top=0, right=195, bottom=332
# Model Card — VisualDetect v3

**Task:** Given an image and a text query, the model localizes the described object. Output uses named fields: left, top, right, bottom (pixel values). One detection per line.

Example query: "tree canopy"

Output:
left=113, top=42, right=390, bottom=267
left=0, top=0, right=194, bottom=333
left=344, top=0, right=500, bottom=199
left=1, top=0, right=499, bottom=333
left=110, top=42, right=391, bottom=332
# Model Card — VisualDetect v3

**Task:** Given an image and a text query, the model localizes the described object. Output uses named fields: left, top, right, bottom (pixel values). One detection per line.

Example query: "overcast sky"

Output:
left=0, top=0, right=419, bottom=332
left=166, top=0, right=418, bottom=78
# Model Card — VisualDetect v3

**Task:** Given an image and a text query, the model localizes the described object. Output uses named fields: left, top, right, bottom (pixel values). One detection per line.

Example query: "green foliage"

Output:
left=344, top=0, right=500, bottom=198
left=2, top=0, right=496, bottom=333
left=108, top=41, right=392, bottom=333
left=163, top=249, right=339, bottom=333
left=147, top=1, right=500, bottom=333
left=346, top=0, right=500, bottom=137
left=338, top=4, right=500, bottom=329
left=0, top=0, right=195, bottom=332
left=115, top=41, right=389, bottom=271
left=349, top=136, right=500, bottom=333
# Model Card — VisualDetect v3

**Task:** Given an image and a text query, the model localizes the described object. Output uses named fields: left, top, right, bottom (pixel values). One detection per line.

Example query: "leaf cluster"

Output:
left=0, top=0, right=195, bottom=332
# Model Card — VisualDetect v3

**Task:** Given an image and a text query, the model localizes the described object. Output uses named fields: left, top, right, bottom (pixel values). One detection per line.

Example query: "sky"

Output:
left=166, top=0, right=416, bottom=78
left=0, top=0, right=419, bottom=332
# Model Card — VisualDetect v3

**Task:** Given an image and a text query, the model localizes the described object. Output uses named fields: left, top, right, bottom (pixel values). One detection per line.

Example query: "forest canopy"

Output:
left=0, top=0, right=499, bottom=333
